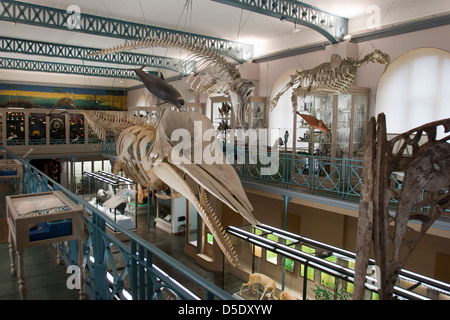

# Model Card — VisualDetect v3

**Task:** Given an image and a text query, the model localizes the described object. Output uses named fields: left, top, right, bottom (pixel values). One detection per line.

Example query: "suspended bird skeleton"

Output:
left=87, top=34, right=255, bottom=128
left=269, top=49, right=390, bottom=113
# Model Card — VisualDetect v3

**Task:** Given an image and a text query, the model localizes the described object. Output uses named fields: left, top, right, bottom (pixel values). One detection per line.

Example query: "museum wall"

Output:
left=126, top=24, right=450, bottom=141
left=258, top=24, right=450, bottom=119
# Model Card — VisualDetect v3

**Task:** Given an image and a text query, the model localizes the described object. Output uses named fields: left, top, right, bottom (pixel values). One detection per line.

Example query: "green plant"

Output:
left=312, top=282, right=352, bottom=300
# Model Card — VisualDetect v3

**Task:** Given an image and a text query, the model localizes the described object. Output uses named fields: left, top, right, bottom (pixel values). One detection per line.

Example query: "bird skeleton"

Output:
left=87, top=34, right=255, bottom=128
left=82, top=109, right=258, bottom=267
left=269, top=49, right=390, bottom=113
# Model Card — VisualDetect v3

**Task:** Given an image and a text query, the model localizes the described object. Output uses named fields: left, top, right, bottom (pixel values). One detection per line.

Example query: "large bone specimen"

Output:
left=270, top=50, right=390, bottom=112
left=83, top=111, right=148, bottom=141
left=87, top=35, right=254, bottom=128
left=353, top=114, right=450, bottom=299
left=82, top=109, right=257, bottom=267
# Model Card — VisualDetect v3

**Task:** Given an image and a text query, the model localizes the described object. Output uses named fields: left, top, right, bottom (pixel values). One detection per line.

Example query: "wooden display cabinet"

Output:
left=210, top=96, right=267, bottom=142
left=6, top=191, right=85, bottom=299
left=292, top=86, right=369, bottom=159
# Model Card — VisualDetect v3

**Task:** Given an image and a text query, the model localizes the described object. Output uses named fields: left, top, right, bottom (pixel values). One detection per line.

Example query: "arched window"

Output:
left=376, top=48, right=450, bottom=136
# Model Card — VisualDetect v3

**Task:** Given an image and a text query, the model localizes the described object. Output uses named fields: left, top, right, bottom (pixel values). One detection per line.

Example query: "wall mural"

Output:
left=0, top=83, right=127, bottom=111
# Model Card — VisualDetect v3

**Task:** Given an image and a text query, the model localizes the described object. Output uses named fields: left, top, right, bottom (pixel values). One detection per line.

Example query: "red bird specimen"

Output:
left=297, top=112, right=329, bottom=133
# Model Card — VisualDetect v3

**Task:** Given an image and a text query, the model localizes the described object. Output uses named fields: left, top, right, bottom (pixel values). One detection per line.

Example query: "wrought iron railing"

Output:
left=226, top=149, right=365, bottom=201
left=2, top=147, right=234, bottom=300
left=100, top=141, right=448, bottom=217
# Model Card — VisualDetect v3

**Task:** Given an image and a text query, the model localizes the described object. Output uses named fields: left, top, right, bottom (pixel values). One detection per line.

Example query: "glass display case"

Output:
left=210, top=96, right=233, bottom=143
left=6, top=191, right=85, bottom=300
left=28, top=112, right=46, bottom=145
left=210, top=96, right=267, bottom=142
left=69, top=114, right=85, bottom=144
left=295, top=91, right=333, bottom=156
left=292, top=87, right=369, bottom=159
left=336, top=93, right=353, bottom=158
left=49, top=113, right=65, bottom=144
left=81, top=170, right=137, bottom=232
left=249, top=96, right=266, bottom=130
left=352, top=94, right=369, bottom=158
left=6, top=112, right=25, bottom=145
left=155, top=195, right=188, bottom=235
left=223, top=224, right=450, bottom=300
left=155, top=196, right=172, bottom=234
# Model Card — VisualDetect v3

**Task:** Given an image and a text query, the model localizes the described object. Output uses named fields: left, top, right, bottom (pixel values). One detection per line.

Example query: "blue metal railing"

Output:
left=1, top=146, right=234, bottom=300
left=224, top=149, right=365, bottom=201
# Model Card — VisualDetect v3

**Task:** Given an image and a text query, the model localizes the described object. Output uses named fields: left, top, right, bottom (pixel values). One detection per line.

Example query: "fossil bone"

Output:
left=82, top=109, right=257, bottom=267
left=87, top=35, right=255, bottom=128
left=269, top=49, right=390, bottom=112
left=353, top=114, right=450, bottom=299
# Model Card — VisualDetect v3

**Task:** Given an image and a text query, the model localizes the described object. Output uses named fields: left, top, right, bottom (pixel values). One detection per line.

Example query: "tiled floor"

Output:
left=0, top=243, right=81, bottom=300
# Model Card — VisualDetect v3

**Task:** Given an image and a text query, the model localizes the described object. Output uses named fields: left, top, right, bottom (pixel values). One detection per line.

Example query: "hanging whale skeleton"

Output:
left=83, top=36, right=262, bottom=266
left=82, top=107, right=258, bottom=267
left=86, top=34, right=255, bottom=128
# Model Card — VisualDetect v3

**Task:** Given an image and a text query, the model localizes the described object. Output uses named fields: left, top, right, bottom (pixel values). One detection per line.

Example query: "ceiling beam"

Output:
left=0, top=57, right=153, bottom=79
left=0, top=0, right=253, bottom=62
left=211, top=0, right=348, bottom=43
left=253, top=13, right=450, bottom=63
left=0, top=37, right=195, bottom=75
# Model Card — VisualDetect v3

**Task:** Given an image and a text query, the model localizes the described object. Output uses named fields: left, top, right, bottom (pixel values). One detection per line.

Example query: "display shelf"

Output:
left=210, top=95, right=267, bottom=143
left=292, top=86, right=369, bottom=159
left=155, top=195, right=188, bottom=235
left=294, top=90, right=333, bottom=156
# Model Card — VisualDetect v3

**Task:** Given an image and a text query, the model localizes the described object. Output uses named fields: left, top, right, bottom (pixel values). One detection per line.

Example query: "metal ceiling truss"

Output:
left=0, top=36, right=195, bottom=75
left=0, top=57, right=150, bottom=79
left=0, top=0, right=252, bottom=62
left=211, top=0, right=348, bottom=43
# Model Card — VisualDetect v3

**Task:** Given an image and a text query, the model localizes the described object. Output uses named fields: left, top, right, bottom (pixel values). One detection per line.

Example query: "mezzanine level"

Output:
left=1, top=143, right=449, bottom=301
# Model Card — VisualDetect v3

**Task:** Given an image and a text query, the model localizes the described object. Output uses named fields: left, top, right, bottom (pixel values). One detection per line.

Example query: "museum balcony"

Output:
left=0, top=107, right=449, bottom=300
left=1, top=140, right=450, bottom=301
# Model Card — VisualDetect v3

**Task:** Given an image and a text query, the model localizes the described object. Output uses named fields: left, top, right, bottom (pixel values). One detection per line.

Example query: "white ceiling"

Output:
left=0, top=0, right=449, bottom=88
